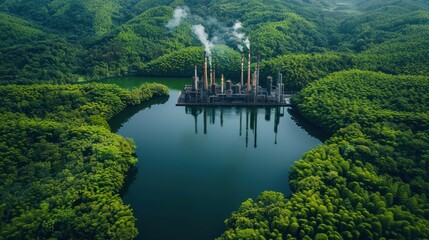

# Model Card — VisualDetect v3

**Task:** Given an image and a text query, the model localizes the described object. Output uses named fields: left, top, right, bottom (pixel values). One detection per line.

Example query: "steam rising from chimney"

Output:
left=233, top=21, right=242, bottom=31
left=192, top=24, right=214, bottom=62
left=170, top=6, right=251, bottom=65
left=244, top=38, right=250, bottom=50
left=166, top=6, right=190, bottom=29
left=232, top=21, right=246, bottom=52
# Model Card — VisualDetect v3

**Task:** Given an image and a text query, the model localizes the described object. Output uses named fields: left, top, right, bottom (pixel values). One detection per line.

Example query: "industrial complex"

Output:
left=176, top=47, right=291, bottom=107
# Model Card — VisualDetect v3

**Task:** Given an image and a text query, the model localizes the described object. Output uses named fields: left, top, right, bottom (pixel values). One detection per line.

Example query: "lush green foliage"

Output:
left=0, top=83, right=169, bottom=239
left=0, top=40, right=85, bottom=84
left=293, top=70, right=429, bottom=132
left=140, top=45, right=241, bottom=78
left=354, top=25, right=429, bottom=76
left=1, top=0, right=428, bottom=83
left=0, top=13, right=47, bottom=47
left=0, top=0, right=125, bottom=37
left=250, top=12, right=327, bottom=58
left=337, top=5, right=429, bottom=51
left=219, top=70, right=429, bottom=239
left=1, top=0, right=429, bottom=238
left=259, top=53, right=353, bottom=90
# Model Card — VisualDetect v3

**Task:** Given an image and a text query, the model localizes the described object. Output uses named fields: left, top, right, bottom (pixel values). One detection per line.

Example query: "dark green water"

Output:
left=104, top=77, right=327, bottom=240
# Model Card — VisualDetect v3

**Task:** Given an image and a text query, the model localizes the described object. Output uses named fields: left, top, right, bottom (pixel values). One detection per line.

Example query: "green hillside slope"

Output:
left=220, top=70, right=429, bottom=239
left=0, top=13, right=47, bottom=47
left=1, top=0, right=429, bottom=239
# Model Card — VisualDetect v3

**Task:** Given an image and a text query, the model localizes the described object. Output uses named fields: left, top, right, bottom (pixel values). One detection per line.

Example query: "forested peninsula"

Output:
left=0, top=83, right=168, bottom=239
left=1, top=0, right=429, bottom=239
left=219, top=70, right=429, bottom=239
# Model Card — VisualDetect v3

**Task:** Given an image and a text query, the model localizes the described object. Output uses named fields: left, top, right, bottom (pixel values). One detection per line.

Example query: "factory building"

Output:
left=176, top=48, right=291, bottom=107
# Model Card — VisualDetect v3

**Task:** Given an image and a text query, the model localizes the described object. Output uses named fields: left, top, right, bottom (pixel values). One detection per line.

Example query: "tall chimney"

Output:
left=257, top=54, right=260, bottom=90
left=252, top=69, right=257, bottom=88
left=221, top=74, right=224, bottom=94
left=247, top=46, right=251, bottom=92
left=210, top=62, right=213, bottom=86
left=253, top=69, right=257, bottom=103
left=204, top=53, right=208, bottom=90
left=241, top=54, right=244, bottom=86
left=213, top=65, right=216, bottom=84
left=194, top=65, right=198, bottom=90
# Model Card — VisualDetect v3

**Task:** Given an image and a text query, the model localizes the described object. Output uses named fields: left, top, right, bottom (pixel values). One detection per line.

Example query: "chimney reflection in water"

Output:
left=185, top=106, right=285, bottom=148
left=221, top=109, right=224, bottom=127
left=246, top=108, right=249, bottom=148
left=254, top=109, right=257, bottom=148
left=204, top=109, right=207, bottom=135
left=239, top=110, right=242, bottom=137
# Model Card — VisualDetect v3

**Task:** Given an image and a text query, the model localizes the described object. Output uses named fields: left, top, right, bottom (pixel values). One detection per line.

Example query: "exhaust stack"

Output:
left=252, top=69, right=257, bottom=88
left=241, top=54, right=244, bottom=86
left=213, top=65, right=216, bottom=84
left=203, top=53, right=208, bottom=90
left=221, top=74, right=224, bottom=94
left=193, top=65, right=198, bottom=90
left=247, top=46, right=251, bottom=92
left=210, top=62, right=213, bottom=86
left=257, top=54, right=260, bottom=90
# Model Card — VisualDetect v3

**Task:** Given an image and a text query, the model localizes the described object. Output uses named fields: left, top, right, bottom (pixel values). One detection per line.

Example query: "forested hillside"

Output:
left=1, top=0, right=428, bottom=85
left=0, top=83, right=168, bottom=239
left=1, top=0, right=429, bottom=239
left=220, top=71, right=429, bottom=239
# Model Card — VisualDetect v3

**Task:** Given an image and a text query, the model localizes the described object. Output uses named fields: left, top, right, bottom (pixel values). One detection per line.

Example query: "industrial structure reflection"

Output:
left=185, top=106, right=285, bottom=148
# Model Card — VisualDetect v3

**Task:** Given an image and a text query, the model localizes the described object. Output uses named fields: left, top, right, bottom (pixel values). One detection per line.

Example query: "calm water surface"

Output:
left=104, top=77, right=327, bottom=240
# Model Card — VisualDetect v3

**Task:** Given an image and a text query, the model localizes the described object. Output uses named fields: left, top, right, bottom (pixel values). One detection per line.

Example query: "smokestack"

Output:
left=247, top=46, right=251, bottom=92
left=213, top=65, right=216, bottom=84
left=278, top=73, right=283, bottom=103
left=257, top=54, right=260, bottom=90
left=210, top=62, right=213, bottom=86
left=204, top=53, right=208, bottom=90
left=221, top=74, right=224, bottom=94
left=252, top=71, right=256, bottom=88
left=267, top=76, right=273, bottom=95
left=241, top=54, right=244, bottom=86
left=194, top=65, right=198, bottom=90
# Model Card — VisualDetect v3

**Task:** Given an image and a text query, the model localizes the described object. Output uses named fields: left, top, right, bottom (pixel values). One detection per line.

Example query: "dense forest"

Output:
left=0, top=83, right=168, bottom=239
left=219, top=71, right=429, bottom=239
left=1, top=0, right=428, bottom=86
left=1, top=0, right=429, bottom=239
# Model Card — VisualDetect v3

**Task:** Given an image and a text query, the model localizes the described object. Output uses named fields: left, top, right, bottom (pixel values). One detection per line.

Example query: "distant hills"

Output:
left=1, top=1, right=429, bottom=239
left=0, top=0, right=428, bottom=86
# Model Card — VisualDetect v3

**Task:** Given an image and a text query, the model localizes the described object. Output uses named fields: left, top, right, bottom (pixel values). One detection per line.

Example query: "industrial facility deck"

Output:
left=176, top=92, right=292, bottom=107
left=176, top=102, right=291, bottom=107
left=176, top=49, right=292, bottom=108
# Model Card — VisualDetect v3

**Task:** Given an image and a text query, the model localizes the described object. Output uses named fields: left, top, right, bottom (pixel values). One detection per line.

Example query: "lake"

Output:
left=104, top=77, right=327, bottom=240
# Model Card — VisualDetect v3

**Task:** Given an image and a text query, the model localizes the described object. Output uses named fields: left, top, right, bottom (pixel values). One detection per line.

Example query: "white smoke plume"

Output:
left=170, top=7, right=249, bottom=60
left=244, top=37, right=250, bottom=50
left=233, top=21, right=242, bottom=31
left=192, top=24, right=214, bottom=61
left=166, top=6, right=190, bottom=29
left=232, top=21, right=249, bottom=52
